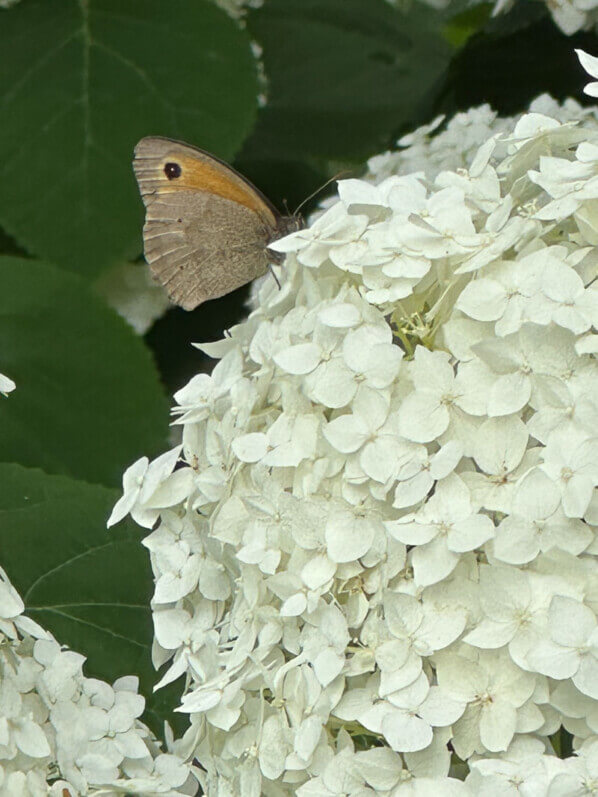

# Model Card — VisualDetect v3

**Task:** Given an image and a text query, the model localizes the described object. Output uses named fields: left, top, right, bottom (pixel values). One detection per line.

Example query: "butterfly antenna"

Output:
left=292, top=170, right=353, bottom=217
left=268, top=263, right=282, bottom=291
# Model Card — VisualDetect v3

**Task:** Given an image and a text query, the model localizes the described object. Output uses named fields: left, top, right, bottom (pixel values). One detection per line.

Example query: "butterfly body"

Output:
left=133, top=137, right=302, bottom=310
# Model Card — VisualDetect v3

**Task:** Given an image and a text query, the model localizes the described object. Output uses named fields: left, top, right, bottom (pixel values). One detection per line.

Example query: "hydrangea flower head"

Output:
left=110, top=58, right=598, bottom=793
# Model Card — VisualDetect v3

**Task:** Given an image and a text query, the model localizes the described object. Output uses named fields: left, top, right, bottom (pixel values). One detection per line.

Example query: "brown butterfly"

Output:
left=133, top=137, right=303, bottom=310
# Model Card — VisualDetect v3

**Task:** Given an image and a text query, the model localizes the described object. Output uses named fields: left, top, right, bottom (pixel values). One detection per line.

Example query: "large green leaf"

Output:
left=0, top=463, right=181, bottom=734
left=242, top=0, right=453, bottom=163
left=0, top=0, right=258, bottom=275
left=0, top=256, right=169, bottom=486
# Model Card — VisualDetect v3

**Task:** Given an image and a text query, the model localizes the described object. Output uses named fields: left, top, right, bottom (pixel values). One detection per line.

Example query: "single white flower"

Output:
left=528, top=596, right=598, bottom=699
left=0, top=372, right=15, bottom=396
left=436, top=649, right=537, bottom=757
left=387, top=474, right=494, bottom=586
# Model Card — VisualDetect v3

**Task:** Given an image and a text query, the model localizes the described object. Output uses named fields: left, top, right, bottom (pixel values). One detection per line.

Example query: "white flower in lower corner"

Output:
left=0, top=372, right=15, bottom=396
left=0, top=568, right=198, bottom=794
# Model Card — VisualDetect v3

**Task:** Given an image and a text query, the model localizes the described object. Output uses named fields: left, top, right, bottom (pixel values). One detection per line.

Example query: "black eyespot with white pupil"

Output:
left=164, top=162, right=181, bottom=180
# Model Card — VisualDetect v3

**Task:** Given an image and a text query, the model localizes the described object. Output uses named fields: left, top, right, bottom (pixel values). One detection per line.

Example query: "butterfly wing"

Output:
left=133, top=137, right=279, bottom=310
left=142, top=190, right=274, bottom=310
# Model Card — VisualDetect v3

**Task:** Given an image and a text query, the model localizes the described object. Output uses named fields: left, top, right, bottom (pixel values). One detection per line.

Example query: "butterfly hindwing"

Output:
left=143, top=190, right=272, bottom=310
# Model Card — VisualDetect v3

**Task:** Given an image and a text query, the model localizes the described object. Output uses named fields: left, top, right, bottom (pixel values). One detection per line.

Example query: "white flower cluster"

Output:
left=112, top=55, right=598, bottom=794
left=0, top=566, right=199, bottom=796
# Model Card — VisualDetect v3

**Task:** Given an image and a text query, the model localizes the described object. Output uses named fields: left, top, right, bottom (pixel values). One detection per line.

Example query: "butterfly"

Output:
left=133, top=136, right=303, bottom=310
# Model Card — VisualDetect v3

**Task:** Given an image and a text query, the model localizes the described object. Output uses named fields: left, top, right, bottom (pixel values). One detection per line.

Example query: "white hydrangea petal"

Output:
left=274, top=343, right=321, bottom=375
left=232, top=433, right=268, bottom=463
left=354, top=747, right=403, bottom=791
left=307, top=358, right=356, bottom=408
left=448, top=515, right=495, bottom=553
left=411, top=538, right=458, bottom=587
left=382, top=709, right=433, bottom=753
left=139, top=445, right=182, bottom=503
left=472, top=416, right=528, bottom=475
left=13, top=718, right=51, bottom=758
left=418, top=687, right=465, bottom=727
left=457, top=278, right=506, bottom=321
left=259, top=715, right=288, bottom=780
left=398, top=393, right=449, bottom=443
left=464, top=619, right=516, bottom=649
left=107, top=456, right=148, bottom=527
left=512, top=467, right=561, bottom=519
left=572, top=654, right=598, bottom=699
left=318, top=302, right=362, bottom=328
left=492, top=516, right=538, bottom=564
left=528, top=639, right=579, bottom=679
left=549, top=596, right=596, bottom=648
left=393, top=471, right=433, bottom=508
left=385, top=519, right=438, bottom=546
left=0, top=578, right=24, bottom=619
left=479, top=700, right=517, bottom=752
left=430, top=441, right=463, bottom=479
left=325, top=509, right=375, bottom=563
left=301, top=553, right=335, bottom=590
left=323, top=414, right=369, bottom=454
left=487, top=372, right=531, bottom=416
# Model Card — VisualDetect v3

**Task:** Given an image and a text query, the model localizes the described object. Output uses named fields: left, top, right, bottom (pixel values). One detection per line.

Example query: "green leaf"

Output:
left=0, top=0, right=258, bottom=276
left=243, top=0, right=453, bottom=163
left=0, top=256, right=169, bottom=486
left=0, top=464, right=172, bottom=725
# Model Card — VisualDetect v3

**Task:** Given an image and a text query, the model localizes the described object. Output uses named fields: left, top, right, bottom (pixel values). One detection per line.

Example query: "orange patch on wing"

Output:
left=156, top=155, right=274, bottom=219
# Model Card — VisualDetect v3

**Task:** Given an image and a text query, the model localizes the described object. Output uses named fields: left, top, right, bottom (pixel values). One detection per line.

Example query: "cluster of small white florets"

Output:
left=110, top=52, right=598, bottom=795
left=0, top=567, right=198, bottom=796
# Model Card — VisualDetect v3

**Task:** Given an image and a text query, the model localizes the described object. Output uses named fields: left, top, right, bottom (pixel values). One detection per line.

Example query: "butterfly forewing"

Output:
left=133, top=136, right=297, bottom=310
